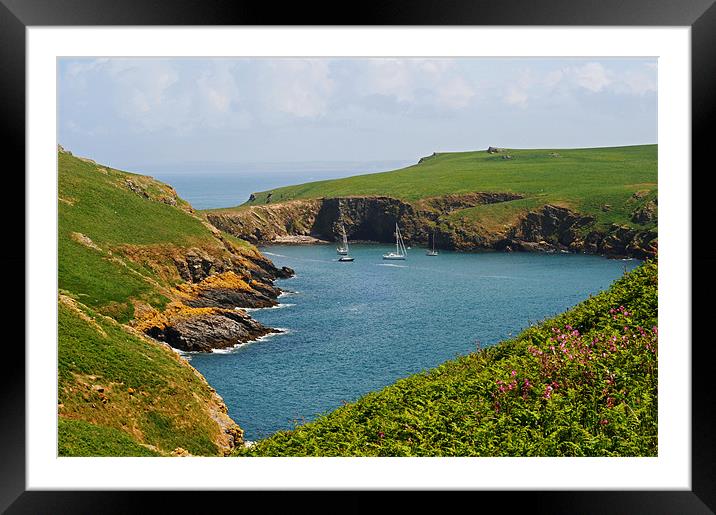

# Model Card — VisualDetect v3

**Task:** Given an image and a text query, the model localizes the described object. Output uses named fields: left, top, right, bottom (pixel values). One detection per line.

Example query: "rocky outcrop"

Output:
left=123, top=241, right=294, bottom=353
left=208, top=199, right=324, bottom=243
left=208, top=195, right=657, bottom=260
left=146, top=308, right=278, bottom=352
left=631, top=198, right=657, bottom=224
left=510, top=205, right=595, bottom=249
left=493, top=205, right=657, bottom=259
left=417, top=192, right=523, bottom=213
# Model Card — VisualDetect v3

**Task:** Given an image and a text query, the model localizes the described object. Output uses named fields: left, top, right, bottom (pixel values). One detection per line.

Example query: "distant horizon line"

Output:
left=59, top=141, right=658, bottom=175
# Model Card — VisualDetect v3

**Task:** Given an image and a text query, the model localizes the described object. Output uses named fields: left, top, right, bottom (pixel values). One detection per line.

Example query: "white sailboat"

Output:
left=338, top=225, right=354, bottom=262
left=336, top=223, right=349, bottom=255
left=383, top=223, right=407, bottom=260
left=426, top=229, right=439, bottom=256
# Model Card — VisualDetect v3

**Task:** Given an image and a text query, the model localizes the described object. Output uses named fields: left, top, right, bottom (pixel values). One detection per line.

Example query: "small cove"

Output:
left=188, top=244, right=640, bottom=440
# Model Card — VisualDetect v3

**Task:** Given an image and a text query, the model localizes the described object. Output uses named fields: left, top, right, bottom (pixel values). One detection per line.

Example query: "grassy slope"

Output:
left=58, top=299, right=225, bottom=456
left=239, top=260, right=657, bottom=457
left=58, top=151, right=248, bottom=456
left=58, top=152, right=215, bottom=323
left=58, top=418, right=161, bottom=457
left=211, top=145, right=657, bottom=231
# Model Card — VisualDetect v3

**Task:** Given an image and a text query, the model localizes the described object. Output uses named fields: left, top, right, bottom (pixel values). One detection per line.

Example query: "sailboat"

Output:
left=338, top=225, right=354, bottom=262
left=426, top=229, right=439, bottom=256
left=383, top=223, right=407, bottom=260
left=336, top=223, right=349, bottom=255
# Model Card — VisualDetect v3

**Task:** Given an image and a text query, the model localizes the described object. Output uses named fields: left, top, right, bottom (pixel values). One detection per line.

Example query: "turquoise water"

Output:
left=188, top=244, right=639, bottom=440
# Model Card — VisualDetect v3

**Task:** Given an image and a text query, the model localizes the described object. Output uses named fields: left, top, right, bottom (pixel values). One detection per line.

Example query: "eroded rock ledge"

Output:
left=128, top=242, right=294, bottom=353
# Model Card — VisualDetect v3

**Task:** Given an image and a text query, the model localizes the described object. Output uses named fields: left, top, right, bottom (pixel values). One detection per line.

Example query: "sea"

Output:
left=150, top=162, right=410, bottom=209
left=187, top=243, right=640, bottom=440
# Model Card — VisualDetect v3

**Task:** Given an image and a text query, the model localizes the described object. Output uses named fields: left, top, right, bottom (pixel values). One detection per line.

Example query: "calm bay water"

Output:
left=188, top=244, right=639, bottom=440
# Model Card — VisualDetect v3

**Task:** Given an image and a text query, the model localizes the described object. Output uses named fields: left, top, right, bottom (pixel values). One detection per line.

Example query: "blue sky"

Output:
left=58, top=57, right=657, bottom=172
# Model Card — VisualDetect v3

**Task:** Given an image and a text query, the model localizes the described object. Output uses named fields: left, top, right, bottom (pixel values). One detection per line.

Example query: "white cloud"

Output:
left=499, top=61, right=656, bottom=108
left=258, top=60, right=335, bottom=118
left=348, top=58, right=475, bottom=111
left=504, top=86, right=529, bottom=107
left=437, top=76, right=475, bottom=109
left=573, top=62, right=612, bottom=92
left=613, top=64, right=657, bottom=95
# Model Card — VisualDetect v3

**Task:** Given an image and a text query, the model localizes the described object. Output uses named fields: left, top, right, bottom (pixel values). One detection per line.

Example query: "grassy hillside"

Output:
left=58, top=296, right=234, bottom=456
left=238, top=260, right=657, bottom=457
left=214, top=145, right=657, bottom=232
left=58, top=150, right=213, bottom=323
left=58, top=148, right=257, bottom=456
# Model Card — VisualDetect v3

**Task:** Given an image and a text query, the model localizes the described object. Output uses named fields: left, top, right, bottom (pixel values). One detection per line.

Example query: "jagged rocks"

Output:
left=146, top=309, right=278, bottom=352
left=276, top=266, right=294, bottom=278
left=173, top=250, right=223, bottom=283
left=487, top=146, right=504, bottom=154
left=183, top=288, right=276, bottom=309
left=207, top=199, right=324, bottom=244
left=161, top=196, right=178, bottom=207
left=631, top=199, right=657, bottom=224
left=511, top=205, right=595, bottom=248
left=124, top=179, right=150, bottom=199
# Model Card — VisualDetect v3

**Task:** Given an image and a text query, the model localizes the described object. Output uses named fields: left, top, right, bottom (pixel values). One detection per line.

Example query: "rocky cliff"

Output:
left=207, top=194, right=657, bottom=259
left=124, top=233, right=294, bottom=352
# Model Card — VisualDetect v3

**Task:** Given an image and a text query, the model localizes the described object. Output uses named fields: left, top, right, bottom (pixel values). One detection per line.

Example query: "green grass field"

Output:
left=211, top=145, right=657, bottom=231
left=238, top=260, right=658, bottom=457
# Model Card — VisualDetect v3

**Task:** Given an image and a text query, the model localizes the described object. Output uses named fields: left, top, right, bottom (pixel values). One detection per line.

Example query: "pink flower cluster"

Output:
left=491, top=306, right=657, bottom=425
left=609, top=305, right=631, bottom=320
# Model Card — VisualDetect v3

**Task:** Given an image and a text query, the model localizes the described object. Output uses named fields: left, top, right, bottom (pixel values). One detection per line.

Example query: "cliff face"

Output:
left=207, top=194, right=657, bottom=259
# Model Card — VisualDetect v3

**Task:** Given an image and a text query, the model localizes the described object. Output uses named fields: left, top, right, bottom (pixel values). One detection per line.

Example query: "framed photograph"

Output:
left=4, top=0, right=714, bottom=512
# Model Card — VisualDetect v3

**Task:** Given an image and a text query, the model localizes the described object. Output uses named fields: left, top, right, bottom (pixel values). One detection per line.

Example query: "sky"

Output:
left=58, top=57, right=657, bottom=173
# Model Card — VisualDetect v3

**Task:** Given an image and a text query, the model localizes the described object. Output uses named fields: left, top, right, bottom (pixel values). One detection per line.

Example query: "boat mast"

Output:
left=395, top=223, right=400, bottom=254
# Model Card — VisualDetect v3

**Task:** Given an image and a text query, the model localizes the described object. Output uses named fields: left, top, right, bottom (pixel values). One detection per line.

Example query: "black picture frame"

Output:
left=2, top=1, right=713, bottom=513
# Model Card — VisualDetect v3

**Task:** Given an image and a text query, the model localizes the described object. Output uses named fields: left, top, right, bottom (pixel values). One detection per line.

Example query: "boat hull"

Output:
left=383, top=254, right=406, bottom=260
left=338, top=257, right=355, bottom=262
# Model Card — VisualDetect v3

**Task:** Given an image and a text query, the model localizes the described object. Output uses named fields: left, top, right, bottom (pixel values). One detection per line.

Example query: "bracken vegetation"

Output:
left=237, top=260, right=657, bottom=457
